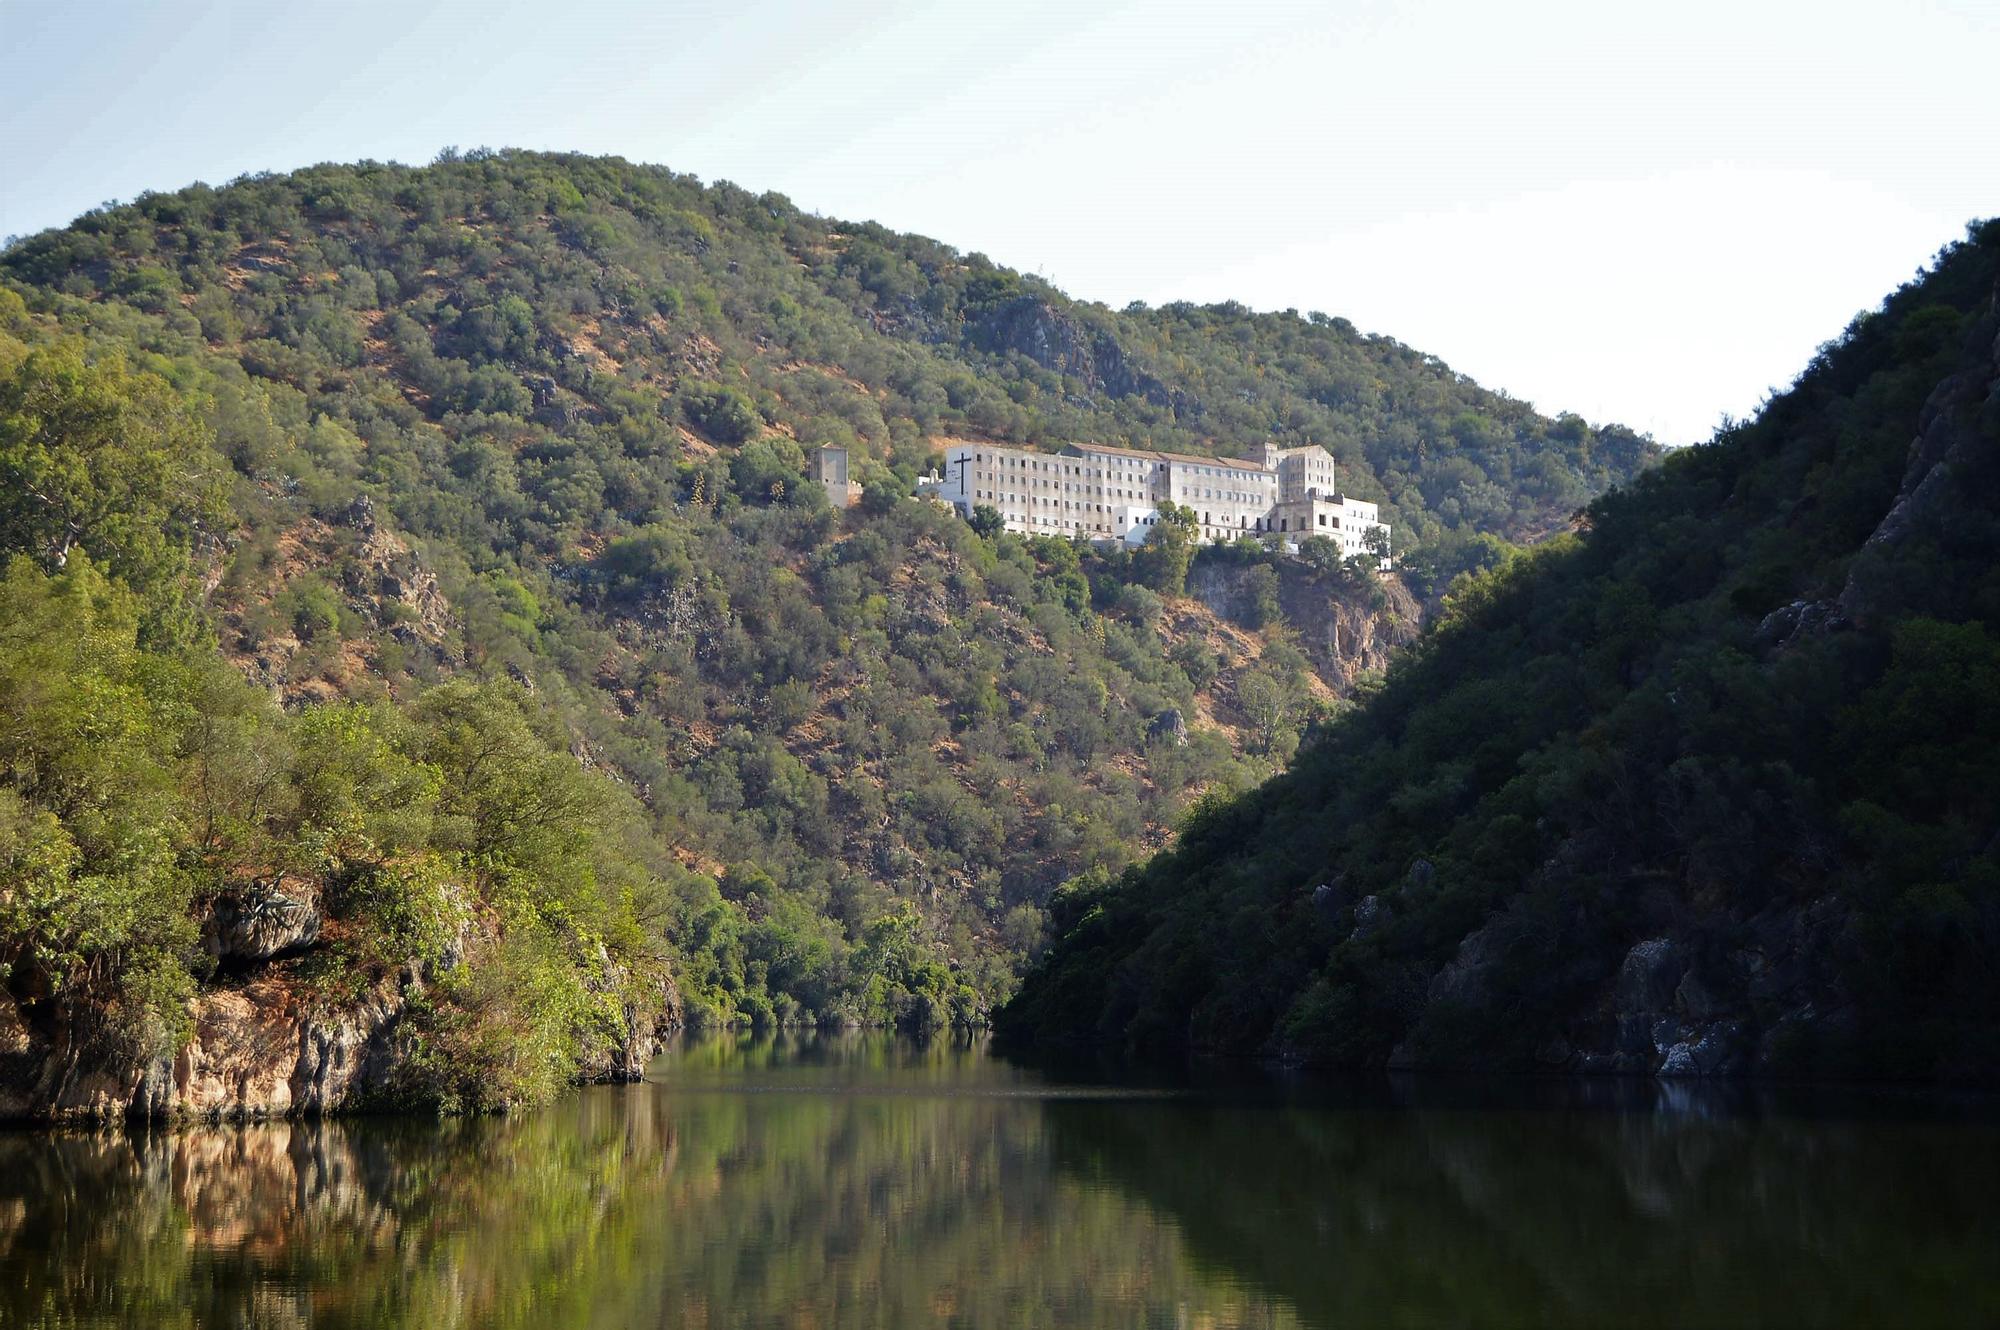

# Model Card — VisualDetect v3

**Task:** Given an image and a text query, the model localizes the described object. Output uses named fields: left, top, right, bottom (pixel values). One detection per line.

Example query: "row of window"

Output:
left=1179, top=486, right=1270, bottom=503
left=971, top=478, right=1153, bottom=501
left=972, top=491, right=1163, bottom=513
left=969, top=492, right=1380, bottom=535
left=968, top=450, right=1277, bottom=485
left=979, top=512, right=1380, bottom=553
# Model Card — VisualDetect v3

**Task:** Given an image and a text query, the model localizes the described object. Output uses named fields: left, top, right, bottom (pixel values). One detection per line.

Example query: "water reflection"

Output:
left=1, top=1032, right=1995, bottom=1329
left=1043, top=1090, right=2000, bottom=1328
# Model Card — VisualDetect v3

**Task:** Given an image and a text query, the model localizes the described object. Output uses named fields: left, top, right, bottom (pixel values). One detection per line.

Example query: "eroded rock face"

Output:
left=575, top=954, right=679, bottom=1085
left=1363, top=895, right=1862, bottom=1082
left=1752, top=598, right=1849, bottom=654
left=1558, top=909, right=1856, bottom=1080
left=965, top=296, right=1197, bottom=416
left=1350, top=895, right=1393, bottom=940
left=1187, top=558, right=1422, bottom=690
left=577, top=994, right=678, bottom=1085
left=1839, top=300, right=2000, bottom=627
left=205, top=879, right=323, bottom=964
left=169, top=977, right=408, bottom=1119
left=2, top=974, right=409, bottom=1124
left=1617, top=938, right=1682, bottom=1013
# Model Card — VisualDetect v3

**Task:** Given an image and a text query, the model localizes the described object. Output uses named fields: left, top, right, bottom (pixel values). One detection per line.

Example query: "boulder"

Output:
left=1309, top=880, right=1350, bottom=927
left=1752, top=599, right=1848, bottom=653
left=1616, top=938, right=1683, bottom=1013
left=1147, top=709, right=1189, bottom=747
left=205, top=878, right=322, bottom=964
left=335, top=494, right=376, bottom=533
left=1657, top=1021, right=1746, bottom=1078
left=1351, top=894, right=1393, bottom=940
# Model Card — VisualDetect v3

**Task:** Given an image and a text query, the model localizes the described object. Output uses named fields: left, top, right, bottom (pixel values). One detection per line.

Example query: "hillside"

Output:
left=0, top=150, right=1652, bottom=563
left=1001, top=221, right=2000, bottom=1083
left=0, top=151, right=1648, bottom=1116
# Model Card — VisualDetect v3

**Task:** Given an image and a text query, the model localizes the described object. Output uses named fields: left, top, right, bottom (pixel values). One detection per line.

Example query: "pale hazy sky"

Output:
left=2, top=0, right=1994, bottom=442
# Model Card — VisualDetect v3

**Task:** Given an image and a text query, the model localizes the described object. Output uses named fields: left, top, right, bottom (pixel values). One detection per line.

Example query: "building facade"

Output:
left=1270, top=494, right=1385, bottom=558
left=938, top=439, right=1390, bottom=561
left=1258, top=442, right=1341, bottom=504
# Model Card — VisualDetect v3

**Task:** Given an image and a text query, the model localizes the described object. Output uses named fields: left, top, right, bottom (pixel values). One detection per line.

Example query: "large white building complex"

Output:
left=937, top=440, right=1390, bottom=562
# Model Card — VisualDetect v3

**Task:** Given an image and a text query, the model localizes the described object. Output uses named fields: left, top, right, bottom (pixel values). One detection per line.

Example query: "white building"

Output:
left=1117, top=505, right=1167, bottom=547
left=1270, top=494, right=1387, bottom=559
left=938, top=439, right=1390, bottom=562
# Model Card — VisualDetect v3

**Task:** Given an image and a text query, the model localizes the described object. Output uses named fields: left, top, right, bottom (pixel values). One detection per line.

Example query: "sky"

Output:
left=2, top=0, right=1994, bottom=444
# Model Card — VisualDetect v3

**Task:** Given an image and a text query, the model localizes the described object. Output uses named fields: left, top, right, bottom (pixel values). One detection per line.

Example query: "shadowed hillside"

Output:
left=1003, top=220, right=2000, bottom=1084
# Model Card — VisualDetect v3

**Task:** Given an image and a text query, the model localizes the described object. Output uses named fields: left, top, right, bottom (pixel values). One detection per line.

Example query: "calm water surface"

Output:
left=3, top=1032, right=1997, bottom=1328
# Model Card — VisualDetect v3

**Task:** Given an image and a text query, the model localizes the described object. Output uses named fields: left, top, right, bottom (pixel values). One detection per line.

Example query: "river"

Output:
left=2, top=1031, right=1996, bottom=1328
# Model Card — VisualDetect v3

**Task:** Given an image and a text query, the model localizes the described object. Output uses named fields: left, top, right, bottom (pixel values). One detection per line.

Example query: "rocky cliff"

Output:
left=0, top=898, right=680, bottom=1124
left=966, top=296, right=1200, bottom=417
left=1186, top=556, right=1421, bottom=689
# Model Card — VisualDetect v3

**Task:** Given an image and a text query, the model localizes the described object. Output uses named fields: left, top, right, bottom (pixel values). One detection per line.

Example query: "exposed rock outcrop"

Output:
left=204, top=877, right=323, bottom=965
left=966, top=296, right=1199, bottom=417
left=1, top=949, right=681, bottom=1123
left=1187, top=557, right=1422, bottom=690
left=1840, top=305, right=2000, bottom=626
left=1378, top=894, right=1856, bottom=1080
left=1, top=973, right=408, bottom=1123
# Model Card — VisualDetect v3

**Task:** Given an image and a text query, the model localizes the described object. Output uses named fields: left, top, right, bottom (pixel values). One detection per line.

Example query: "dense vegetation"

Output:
left=0, top=149, right=1652, bottom=582
left=0, top=151, right=1652, bottom=1107
left=1004, top=221, right=2000, bottom=1083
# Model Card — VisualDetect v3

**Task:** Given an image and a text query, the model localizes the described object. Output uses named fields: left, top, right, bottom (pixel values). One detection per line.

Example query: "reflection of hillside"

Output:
left=1044, top=1088, right=2000, bottom=1329
left=0, top=1097, right=685, bottom=1329
left=556, top=1031, right=1302, bottom=1327
left=0, top=1033, right=1306, bottom=1329
left=15, top=1034, right=1992, bottom=1329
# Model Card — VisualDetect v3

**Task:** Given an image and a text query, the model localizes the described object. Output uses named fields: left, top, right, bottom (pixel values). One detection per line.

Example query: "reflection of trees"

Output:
left=0, top=1032, right=1305, bottom=1329
left=1043, top=1083, right=2000, bottom=1329
left=0, top=1092, right=685, bottom=1330
left=15, top=1033, right=1992, bottom=1330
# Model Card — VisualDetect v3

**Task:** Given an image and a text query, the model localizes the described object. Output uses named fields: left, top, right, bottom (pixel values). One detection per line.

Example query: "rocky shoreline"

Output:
left=0, top=977, right=678, bottom=1124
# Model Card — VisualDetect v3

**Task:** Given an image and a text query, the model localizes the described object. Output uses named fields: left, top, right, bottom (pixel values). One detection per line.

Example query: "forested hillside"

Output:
left=0, top=150, right=1652, bottom=564
left=0, top=151, right=1652, bottom=1115
left=1003, top=221, right=2000, bottom=1084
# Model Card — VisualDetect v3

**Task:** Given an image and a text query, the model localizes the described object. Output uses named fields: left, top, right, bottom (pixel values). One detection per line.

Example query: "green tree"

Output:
left=1133, top=501, right=1198, bottom=596
left=1242, top=563, right=1282, bottom=629
left=0, top=555, right=197, bottom=1062
left=729, top=436, right=809, bottom=505
left=0, top=341, right=228, bottom=645
left=680, top=381, right=761, bottom=445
